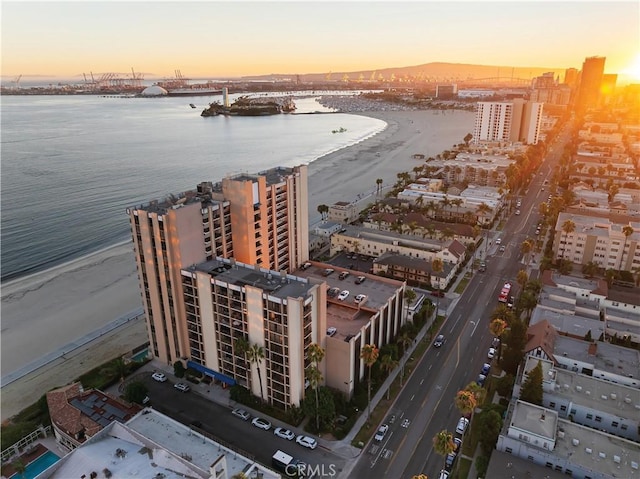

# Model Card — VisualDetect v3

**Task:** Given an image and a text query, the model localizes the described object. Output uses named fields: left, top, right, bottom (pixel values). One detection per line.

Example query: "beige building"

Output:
left=328, top=200, right=359, bottom=224
left=553, top=212, right=640, bottom=272
left=126, top=166, right=309, bottom=366
left=181, top=257, right=324, bottom=409
left=473, top=99, right=544, bottom=145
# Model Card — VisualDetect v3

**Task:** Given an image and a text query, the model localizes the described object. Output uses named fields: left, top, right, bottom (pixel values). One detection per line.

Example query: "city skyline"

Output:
left=2, top=1, right=639, bottom=83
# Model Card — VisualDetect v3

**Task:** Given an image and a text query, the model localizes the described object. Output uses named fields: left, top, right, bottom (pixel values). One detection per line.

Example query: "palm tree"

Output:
left=560, top=219, right=575, bottom=260
left=620, top=225, right=634, bottom=271
left=360, top=344, right=379, bottom=421
left=431, top=258, right=444, bottom=316
left=476, top=202, right=492, bottom=224
left=376, top=178, right=383, bottom=194
left=521, top=239, right=534, bottom=267
left=433, top=429, right=456, bottom=471
left=234, top=336, right=250, bottom=377
left=396, top=331, right=412, bottom=386
left=380, top=354, right=398, bottom=399
left=454, top=389, right=476, bottom=441
left=247, top=343, right=265, bottom=402
left=307, top=343, right=325, bottom=431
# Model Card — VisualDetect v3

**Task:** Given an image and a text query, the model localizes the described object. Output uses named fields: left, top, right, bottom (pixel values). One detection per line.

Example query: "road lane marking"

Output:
left=420, top=378, right=424, bottom=385
left=410, top=394, right=415, bottom=401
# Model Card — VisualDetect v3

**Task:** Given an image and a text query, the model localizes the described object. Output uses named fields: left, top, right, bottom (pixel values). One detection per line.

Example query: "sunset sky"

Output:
left=2, top=1, right=639, bottom=82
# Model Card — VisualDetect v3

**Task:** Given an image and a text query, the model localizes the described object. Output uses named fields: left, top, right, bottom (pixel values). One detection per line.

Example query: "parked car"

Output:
left=515, top=209, right=521, bottom=215
left=487, top=347, right=496, bottom=359
left=495, top=238, right=502, bottom=245
left=322, top=268, right=335, bottom=277
left=174, top=383, right=190, bottom=393
left=499, top=245, right=506, bottom=252
left=438, top=470, right=450, bottom=479
left=355, top=275, right=366, bottom=284
left=354, top=294, right=367, bottom=304
left=274, top=427, right=295, bottom=441
left=476, top=374, right=486, bottom=386
left=374, top=424, right=389, bottom=442
left=481, top=363, right=491, bottom=375
left=453, top=437, right=462, bottom=453
left=301, top=262, right=312, bottom=270
left=445, top=452, right=457, bottom=471
left=296, top=435, right=318, bottom=450
left=456, top=417, right=470, bottom=435
left=491, top=337, right=501, bottom=348
left=337, top=290, right=350, bottom=301
left=251, top=417, right=272, bottom=431
left=479, top=261, right=486, bottom=272
left=152, top=372, right=167, bottom=382
left=327, top=287, right=341, bottom=298
left=231, top=408, right=251, bottom=421
left=327, top=327, right=337, bottom=337
left=338, top=271, right=350, bottom=280
left=433, top=334, right=445, bottom=347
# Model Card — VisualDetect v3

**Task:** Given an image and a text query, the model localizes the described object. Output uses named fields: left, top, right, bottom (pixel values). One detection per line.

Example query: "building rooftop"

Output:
left=40, top=410, right=278, bottom=479
left=552, top=419, right=640, bottom=477
left=485, top=450, right=567, bottom=479
left=510, top=400, right=558, bottom=441
left=549, top=366, right=640, bottom=420
left=186, top=258, right=317, bottom=300
left=336, top=225, right=445, bottom=253
left=530, top=307, right=605, bottom=340
left=553, top=335, right=640, bottom=383
left=373, top=252, right=456, bottom=277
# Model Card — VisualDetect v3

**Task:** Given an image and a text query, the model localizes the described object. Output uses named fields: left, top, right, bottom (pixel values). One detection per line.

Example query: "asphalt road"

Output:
left=138, top=374, right=349, bottom=477
left=348, top=122, right=573, bottom=479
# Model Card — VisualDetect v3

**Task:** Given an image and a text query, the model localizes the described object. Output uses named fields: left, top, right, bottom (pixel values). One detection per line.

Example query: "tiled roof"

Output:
left=525, top=320, right=558, bottom=363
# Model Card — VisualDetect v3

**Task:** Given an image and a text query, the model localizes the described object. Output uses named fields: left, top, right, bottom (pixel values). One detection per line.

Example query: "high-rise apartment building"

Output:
left=563, top=68, right=579, bottom=88
left=473, top=99, right=543, bottom=145
left=126, top=165, right=309, bottom=365
left=576, top=56, right=606, bottom=112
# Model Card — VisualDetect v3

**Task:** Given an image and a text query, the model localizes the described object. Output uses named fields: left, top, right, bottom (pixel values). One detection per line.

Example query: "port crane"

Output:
left=12, top=74, right=22, bottom=89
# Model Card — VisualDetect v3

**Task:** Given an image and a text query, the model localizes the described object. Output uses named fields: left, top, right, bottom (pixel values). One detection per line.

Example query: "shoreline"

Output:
left=0, top=108, right=474, bottom=380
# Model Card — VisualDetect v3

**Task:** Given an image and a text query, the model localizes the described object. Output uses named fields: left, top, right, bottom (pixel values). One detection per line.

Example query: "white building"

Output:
left=473, top=99, right=543, bottom=145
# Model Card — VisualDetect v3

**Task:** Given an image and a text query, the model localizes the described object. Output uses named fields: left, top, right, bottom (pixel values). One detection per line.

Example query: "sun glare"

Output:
left=622, top=53, right=640, bottom=81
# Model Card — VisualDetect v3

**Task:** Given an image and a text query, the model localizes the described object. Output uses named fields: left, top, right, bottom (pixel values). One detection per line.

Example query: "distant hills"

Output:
left=239, top=62, right=563, bottom=83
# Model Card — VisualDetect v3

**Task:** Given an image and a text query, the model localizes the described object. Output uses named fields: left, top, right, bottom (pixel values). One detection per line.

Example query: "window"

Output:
left=586, top=413, right=593, bottom=420
left=560, top=405, right=567, bottom=412
left=505, top=447, right=513, bottom=454
left=595, top=416, right=602, bottom=423
left=549, top=401, right=556, bottom=408
left=612, top=421, right=619, bottom=427
left=621, top=424, right=628, bottom=430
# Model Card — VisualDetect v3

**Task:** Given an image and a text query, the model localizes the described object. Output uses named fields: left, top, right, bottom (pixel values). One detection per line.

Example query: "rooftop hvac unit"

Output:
left=572, top=439, right=580, bottom=446
left=557, top=430, right=565, bottom=439
left=599, top=452, right=606, bottom=459
left=585, top=448, right=593, bottom=454
left=610, top=393, right=617, bottom=400
left=576, top=385, right=583, bottom=392
left=614, top=455, right=621, bottom=464
left=624, top=397, right=632, bottom=404
left=631, top=461, right=639, bottom=470
left=601, top=395, right=608, bottom=400
left=585, top=390, right=591, bottom=396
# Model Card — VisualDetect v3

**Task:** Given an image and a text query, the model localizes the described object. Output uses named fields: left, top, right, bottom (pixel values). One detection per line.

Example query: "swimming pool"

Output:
left=10, top=450, right=60, bottom=479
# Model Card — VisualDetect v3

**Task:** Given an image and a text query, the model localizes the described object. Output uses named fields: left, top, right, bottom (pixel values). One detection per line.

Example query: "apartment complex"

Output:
left=553, top=212, right=640, bottom=272
left=180, top=258, right=323, bottom=409
left=126, top=165, right=309, bottom=366
left=530, top=72, right=571, bottom=107
left=472, top=99, right=544, bottom=145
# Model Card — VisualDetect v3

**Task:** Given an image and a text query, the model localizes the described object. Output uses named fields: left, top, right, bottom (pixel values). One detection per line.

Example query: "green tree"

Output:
left=396, top=331, right=412, bottom=386
left=380, top=354, right=398, bottom=400
left=301, top=386, right=335, bottom=432
left=247, top=343, right=265, bottom=402
left=560, top=219, right=575, bottom=260
left=376, top=178, right=384, bottom=194
left=582, top=261, right=599, bottom=278
left=173, top=361, right=186, bottom=378
left=464, top=132, right=473, bottom=146
left=12, top=459, right=26, bottom=479
left=478, top=410, right=503, bottom=454
left=360, top=344, right=379, bottom=421
left=520, top=360, right=544, bottom=405
left=433, top=429, right=456, bottom=471
left=431, top=258, right=444, bottom=315
left=124, top=381, right=148, bottom=405
left=620, top=225, right=634, bottom=270
left=454, top=390, right=476, bottom=440
left=307, top=343, right=325, bottom=431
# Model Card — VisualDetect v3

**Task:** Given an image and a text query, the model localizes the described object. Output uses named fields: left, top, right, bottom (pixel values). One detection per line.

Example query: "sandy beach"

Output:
left=0, top=108, right=474, bottom=418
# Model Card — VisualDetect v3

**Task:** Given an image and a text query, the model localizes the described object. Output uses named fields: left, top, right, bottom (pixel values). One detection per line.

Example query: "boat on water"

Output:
left=332, top=127, right=347, bottom=133
left=189, top=103, right=197, bottom=108
left=167, top=87, right=221, bottom=97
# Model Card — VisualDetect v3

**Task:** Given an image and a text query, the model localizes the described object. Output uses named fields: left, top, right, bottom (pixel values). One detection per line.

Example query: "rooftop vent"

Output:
left=624, top=397, right=631, bottom=404
left=557, top=430, right=565, bottom=439
left=610, top=393, right=616, bottom=400
left=631, top=461, right=639, bottom=470
left=572, top=439, right=580, bottom=446
left=601, top=395, right=608, bottom=400
left=576, top=385, right=583, bottom=392
left=585, top=448, right=592, bottom=454
left=599, top=452, right=606, bottom=459
left=614, top=455, right=621, bottom=464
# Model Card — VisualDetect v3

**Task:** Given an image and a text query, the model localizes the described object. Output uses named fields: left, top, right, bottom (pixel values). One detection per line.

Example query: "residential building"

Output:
left=553, top=212, right=640, bottom=272
left=530, top=72, right=571, bottom=107
left=372, top=252, right=457, bottom=290
left=126, top=166, right=309, bottom=366
left=472, top=99, right=543, bottom=145
left=564, top=68, right=579, bottom=88
left=435, top=84, right=457, bottom=99
left=46, top=382, right=141, bottom=453
left=496, top=400, right=640, bottom=479
left=180, top=257, right=323, bottom=409
left=576, top=56, right=606, bottom=112
left=39, top=408, right=279, bottom=479
left=328, top=200, right=359, bottom=224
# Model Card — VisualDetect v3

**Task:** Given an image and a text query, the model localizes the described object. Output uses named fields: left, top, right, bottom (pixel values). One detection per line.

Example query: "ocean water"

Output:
left=0, top=93, right=387, bottom=282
